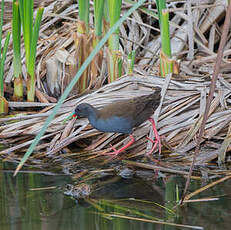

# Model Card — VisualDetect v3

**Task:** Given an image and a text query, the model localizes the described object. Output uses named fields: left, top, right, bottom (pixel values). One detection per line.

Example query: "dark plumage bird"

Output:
left=72, top=87, right=161, bottom=156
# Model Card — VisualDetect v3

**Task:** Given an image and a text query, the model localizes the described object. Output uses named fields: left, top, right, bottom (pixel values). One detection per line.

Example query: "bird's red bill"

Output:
left=72, top=114, right=77, bottom=118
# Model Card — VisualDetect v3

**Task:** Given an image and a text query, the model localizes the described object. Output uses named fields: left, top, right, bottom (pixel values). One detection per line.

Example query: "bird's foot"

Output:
left=145, top=135, right=161, bottom=156
left=102, top=134, right=135, bottom=157
left=101, top=144, right=121, bottom=156
left=147, top=118, right=161, bottom=156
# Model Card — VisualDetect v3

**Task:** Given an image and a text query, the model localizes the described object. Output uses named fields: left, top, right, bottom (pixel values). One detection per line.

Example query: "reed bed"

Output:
left=1, top=75, right=230, bottom=169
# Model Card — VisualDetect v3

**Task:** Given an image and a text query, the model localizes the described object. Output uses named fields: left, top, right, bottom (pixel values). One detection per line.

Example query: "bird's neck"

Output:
left=87, top=107, right=99, bottom=124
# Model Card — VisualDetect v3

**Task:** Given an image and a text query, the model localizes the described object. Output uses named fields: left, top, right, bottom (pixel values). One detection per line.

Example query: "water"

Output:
left=0, top=161, right=231, bottom=230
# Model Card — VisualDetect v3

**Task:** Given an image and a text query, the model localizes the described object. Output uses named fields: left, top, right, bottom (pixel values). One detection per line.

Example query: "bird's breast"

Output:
left=89, top=116, right=133, bottom=134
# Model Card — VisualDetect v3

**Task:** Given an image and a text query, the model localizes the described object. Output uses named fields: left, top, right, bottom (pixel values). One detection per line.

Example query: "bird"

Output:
left=72, top=87, right=161, bottom=156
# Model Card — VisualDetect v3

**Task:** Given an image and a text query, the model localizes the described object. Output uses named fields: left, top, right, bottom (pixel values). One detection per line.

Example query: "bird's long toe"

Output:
left=146, top=136, right=161, bottom=156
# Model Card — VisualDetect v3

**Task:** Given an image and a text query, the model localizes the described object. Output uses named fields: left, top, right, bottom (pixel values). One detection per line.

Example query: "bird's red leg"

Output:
left=146, top=118, right=161, bottom=156
left=107, top=134, right=135, bottom=156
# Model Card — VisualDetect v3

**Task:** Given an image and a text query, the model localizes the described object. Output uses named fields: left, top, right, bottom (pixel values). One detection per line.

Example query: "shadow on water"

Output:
left=1, top=161, right=231, bottom=230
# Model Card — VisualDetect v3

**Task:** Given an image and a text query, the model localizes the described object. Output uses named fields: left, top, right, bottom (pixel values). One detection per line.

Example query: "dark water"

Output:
left=1, top=161, right=231, bottom=230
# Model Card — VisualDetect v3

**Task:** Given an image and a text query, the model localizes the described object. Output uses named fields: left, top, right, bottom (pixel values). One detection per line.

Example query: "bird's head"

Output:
left=62, top=103, right=94, bottom=124
left=73, top=103, right=94, bottom=118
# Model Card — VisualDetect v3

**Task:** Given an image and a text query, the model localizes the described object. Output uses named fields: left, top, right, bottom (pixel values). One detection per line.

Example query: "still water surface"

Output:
left=0, top=161, right=231, bottom=230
